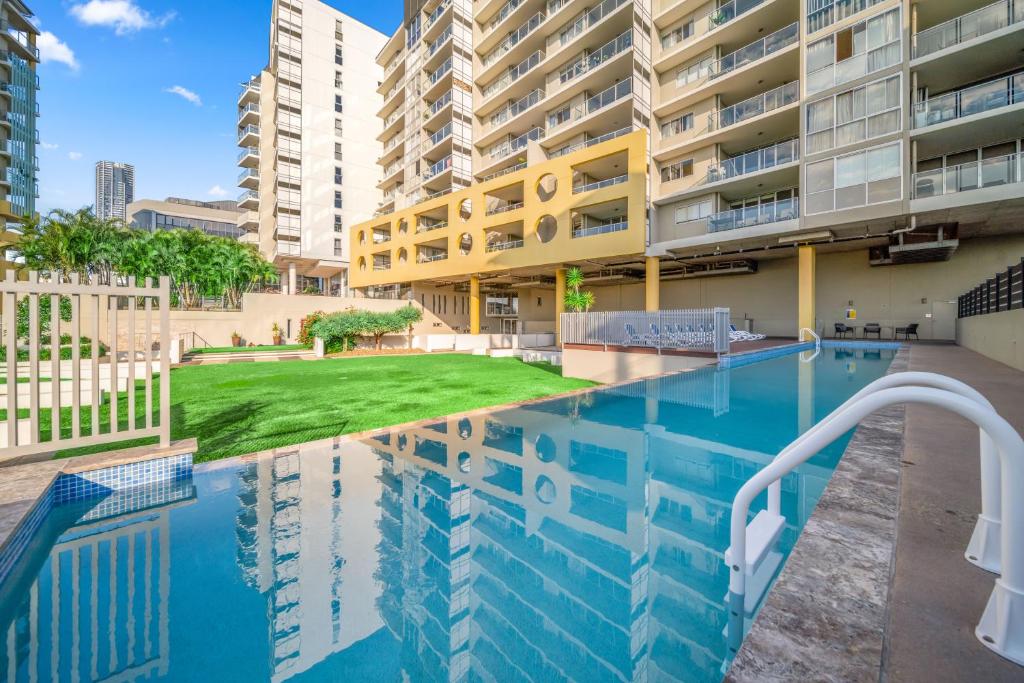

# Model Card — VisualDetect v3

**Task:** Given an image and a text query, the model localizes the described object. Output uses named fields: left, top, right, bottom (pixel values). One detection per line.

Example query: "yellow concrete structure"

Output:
left=350, top=130, right=648, bottom=288
left=645, top=257, right=660, bottom=312
left=798, top=245, right=816, bottom=335
left=469, top=275, right=480, bottom=335
left=554, top=268, right=566, bottom=345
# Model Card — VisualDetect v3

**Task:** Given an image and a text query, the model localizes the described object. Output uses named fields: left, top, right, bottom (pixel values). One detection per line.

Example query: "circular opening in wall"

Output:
left=358, top=230, right=366, bottom=245
left=458, top=418, right=472, bottom=439
left=398, top=218, right=408, bottom=234
left=536, top=215, right=557, bottom=243
left=358, top=256, right=367, bottom=272
left=397, top=247, right=408, bottom=264
left=459, top=199, right=473, bottom=221
left=458, top=452, right=471, bottom=473
left=535, top=475, right=557, bottom=504
left=535, top=434, right=556, bottom=463
left=459, top=233, right=473, bottom=255
left=537, top=174, right=557, bottom=201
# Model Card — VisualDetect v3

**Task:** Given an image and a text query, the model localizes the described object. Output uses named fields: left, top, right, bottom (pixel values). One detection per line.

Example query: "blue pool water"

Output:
left=0, top=346, right=895, bottom=682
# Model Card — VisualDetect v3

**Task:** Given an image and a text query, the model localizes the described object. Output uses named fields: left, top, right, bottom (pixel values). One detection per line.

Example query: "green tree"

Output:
left=563, top=266, right=595, bottom=312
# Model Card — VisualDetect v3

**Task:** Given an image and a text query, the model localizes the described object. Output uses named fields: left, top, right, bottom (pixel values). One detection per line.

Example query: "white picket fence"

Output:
left=561, top=308, right=731, bottom=353
left=1, top=271, right=171, bottom=458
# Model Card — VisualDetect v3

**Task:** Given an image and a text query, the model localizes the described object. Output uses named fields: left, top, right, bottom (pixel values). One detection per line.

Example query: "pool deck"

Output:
left=729, top=343, right=1024, bottom=682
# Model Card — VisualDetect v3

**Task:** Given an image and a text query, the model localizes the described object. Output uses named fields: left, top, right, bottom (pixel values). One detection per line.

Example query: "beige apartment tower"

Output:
left=237, top=0, right=388, bottom=296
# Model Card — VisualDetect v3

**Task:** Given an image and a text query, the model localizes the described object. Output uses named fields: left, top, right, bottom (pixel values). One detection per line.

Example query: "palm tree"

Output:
left=563, top=266, right=595, bottom=312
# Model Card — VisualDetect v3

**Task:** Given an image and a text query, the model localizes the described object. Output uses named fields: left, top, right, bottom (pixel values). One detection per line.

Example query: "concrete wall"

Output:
left=587, top=235, right=1024, bottom=340
left=562, top=347, right=715, bottom=383
left=957, top=309, right=1024, bottom=372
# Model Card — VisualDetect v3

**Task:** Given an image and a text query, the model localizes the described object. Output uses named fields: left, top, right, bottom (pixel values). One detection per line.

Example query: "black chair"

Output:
left=834, top=323, right=853, bottom=338
left=895, top=323, right=919, bottom=340
left=863, top=322, right=882, bottom=339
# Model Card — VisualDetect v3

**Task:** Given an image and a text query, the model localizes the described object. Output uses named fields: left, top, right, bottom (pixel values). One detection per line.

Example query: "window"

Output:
left=335, top=20, right=344, bottom=41
left=661, top=112, right=694, bottom=138
left=335, top=95, right=343, bottom=113
left=334, top=239, right=343, bottom=256
left=334, top=143, right=343, bottom=161
left=676, top=58, right=712, bottom=86
left=806, top=74, right=901, bottom=154
left=806, top=7, right=901, bottom=94
left=334, top=167, right=343, bottom=184
left=548, top=105, right=571, bottom=127
left=334, top=191, right=343, bottom=209
left=674, top=199, right=713, bottom=223
left=661, top=158, right=694, bottom=182
left=335, top=45, right=344, bottom=65
left=661, top=19, right=694, bottom=49
left=335, top=71, right=343, bottom=88
left=335, top=119, right=343, bottom=135
left=334, top=215, right=343, bottom=231
left=805, top=141, right=901, bottom=214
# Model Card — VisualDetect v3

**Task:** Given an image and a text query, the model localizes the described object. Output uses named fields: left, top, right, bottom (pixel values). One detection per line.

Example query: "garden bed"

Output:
left=186, top=344, right=307, bottom=355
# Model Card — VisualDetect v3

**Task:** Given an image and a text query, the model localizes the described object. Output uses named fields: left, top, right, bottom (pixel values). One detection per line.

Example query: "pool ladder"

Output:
left=724, top=372, right=1024, bottom=666
left=798, top=327, right=821, bottom=362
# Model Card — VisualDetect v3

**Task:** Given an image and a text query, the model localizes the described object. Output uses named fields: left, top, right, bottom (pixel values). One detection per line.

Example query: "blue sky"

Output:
left=36, top=0, right=402, bottom=214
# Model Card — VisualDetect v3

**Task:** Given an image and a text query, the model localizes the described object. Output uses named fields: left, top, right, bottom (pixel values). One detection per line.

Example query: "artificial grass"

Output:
left=33, top=354, right=593, bottom=462
left=186, top=344, right=307, bottom=355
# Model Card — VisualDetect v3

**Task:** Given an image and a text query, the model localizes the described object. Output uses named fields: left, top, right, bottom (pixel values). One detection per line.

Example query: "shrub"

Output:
left=16, top=296, right=72, bottom=341
left=297, top=310, right=326, bottom=347
left=308, top=305, right=423, bottom=352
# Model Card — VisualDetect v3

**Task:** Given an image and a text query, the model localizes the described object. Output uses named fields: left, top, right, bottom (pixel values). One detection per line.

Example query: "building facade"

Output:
left=0, top=0, right=39, bottom=276
left=95, top=161, right=135, bottom=221
left=237, top=0, right=388, bottom=297
left=127, top=197, right=245, bottom=240
left=352, top=0, right=1024, bottom=341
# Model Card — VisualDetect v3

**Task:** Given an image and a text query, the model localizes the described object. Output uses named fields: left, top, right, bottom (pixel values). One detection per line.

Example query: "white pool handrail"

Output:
left=728, top=386, right=1024, bottom=666
left=799, top=327, right=820, bottom=349
left=765, top=371, right=1002, bottom=573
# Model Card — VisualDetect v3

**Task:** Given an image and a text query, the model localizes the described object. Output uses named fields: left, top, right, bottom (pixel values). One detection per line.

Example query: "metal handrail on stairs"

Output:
left=725, top=379, right=1024, bottom=666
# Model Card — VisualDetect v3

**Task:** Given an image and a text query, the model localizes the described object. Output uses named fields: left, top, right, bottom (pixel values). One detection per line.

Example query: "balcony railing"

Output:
left=572, top=219, right=628, bottom=238
left=428, top=122, right=453, bottom=147
left=913, top=152, right=1023, bottom=199
left=238, top=103, right=260, bottom=118
left=427, top=58, right=453, bottom=85
left=559, top=31, right=632, bottom=86
left=807, top=0, right=887, bottom=35
left=418, top=218, right=448, bottom=233
left=661, top=0, right=766, bottom=50
left=488, top=89, right=544, bottom=130
left=428, top=91, right=453, bottom=116
left=485, top=0, right=527, bottom=36
left=481, top=12, right=545, bottom=68
left=488, top=126, right=544, bottom=161
left=373, top=260, right=392, bottom=271
left=707, top=197, right=798, bottom=233
left=237, top=147, right=260, bottom=162
left=549, top=125, right=633, bottom=158
left=483, top=51, right=543, bottom=99
left=486, top=238, right=525, bottom=252
left=237, top=168, right=260, bottom=183
left=480, top=162, right=527, bottom=182
left=486, top=201, right=524, bottom=215
left=561, top=0, right=628, bottom=47
left=913, top=72, right=1024, bottom=128
left=426, top=0, right=452, bottom=29
left=915, top=0, right=1024, bottom=58
left=427, top=26, right=453, bottom=57
left=383, top=107, right=403, bottom=128
left=709, top=22, right=798, bottom=80
left=238, top=190, right=259, bottom=203
left=418, top=251, right=449, bottom=263
left=707, top=139, right=799, bottom=184
left=237, top=125, right=260, bottom=141
left=423, top=155, right=453, bottom=180
left=709, top=81, right=799, bottom=131
left=550, top=79, right=633, bottom=130
left=573, top=174, right=628, bottom=193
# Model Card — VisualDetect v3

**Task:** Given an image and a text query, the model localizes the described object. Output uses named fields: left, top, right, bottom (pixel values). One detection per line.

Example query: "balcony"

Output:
left=417, top=247, right=449, bottom=263
left=423, top=155, right=453, bottom=181
left=806, top=0, right=887, bottom=35
left=486, top=89, right=544, bottom=132
left=0, top=21, right=39, bottom=61
left=707, top=197, right=798, bottom=233
left=486, top=238, right=524, bottom=252
left=238, top=124, right=260, bottom=146
left=708, top=22, right=798, bottom=81
left=913, top=72, right=1024, bottom=128
left=488, top=127, right=544, bottom=162
left=428, top=91, right=453, bottom=120
left=238, top=190, right=260, bottom=210
left=572, top=219, right=628, bottom=238
left=426, top=122, right=454, bottom=151
left=709, top=80, right=798, bottom=132
left=238, top=78, right=261, bottom=105
left=238, top=147, right=260, bottom=166
left=482, top=51, right=543, bottom=101
left=573, top=174, right=627, bottom=194
left=557, top=31, right=633, bottom=90
left=915, top=0, right=1024, bottom=58
left=913, top=152, right=1023, bottom=200
left=482, top=0, right=528, bottom=40
left=274, top=240, right=300, bottom=258
left=480, top=12, right=544, bottom=70
left=238, top=102, right=260, bottom=126
left=425, top=0, right=452, bottom=31
left=238, top=168, right=260, bottom=189
left=707, top=138, right=799, bottom=184
left=238, top=211, right=259, bottom=229
left=417, top=217, right=448, bottom=233
left=560, top=0, right=630, bottom=51
left=547, top=78, right=634, bottom=143
left=427, top=26, right=453, bottom=60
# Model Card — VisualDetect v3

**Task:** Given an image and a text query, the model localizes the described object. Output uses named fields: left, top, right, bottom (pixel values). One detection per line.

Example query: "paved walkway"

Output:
left=883, top=344, right=1024, bottom=681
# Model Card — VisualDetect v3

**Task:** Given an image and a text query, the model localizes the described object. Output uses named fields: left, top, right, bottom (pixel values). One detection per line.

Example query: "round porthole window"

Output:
left=535, top=434, right=556, bottom=463
left=358, top=230, right=366, bottom=245
left=458, top=452, right=471, bottom=473
left=459, top=233, right=473, bottom=255
left=535, top=475, right=557, bottom=504
left=536, top=215, right=557, bottom=243
left=398, top=218, right=408, bottom=234
left=358, top=256, right=367, bottom=272
left=458, top=418, right=472, bottom=439
left=398, top=247, right=408, bottom=264
left=537, top=174, right=557, bottom=202
left=459, top=199, right=473, bottom=221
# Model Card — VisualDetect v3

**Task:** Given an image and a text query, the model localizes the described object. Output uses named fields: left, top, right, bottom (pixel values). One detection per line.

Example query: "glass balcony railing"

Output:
left=913, top=152, right=1022, bottom=198
left=485, top=0, right=527, bottom=36
left=428, top=91, right=453, bottom=116
left=427, top=58, right=452, bottom=85
left=427, top=27, right=453, bottom=58
left=426, top=0, right=452, bottom=29
left=707, top=197, right=798, bottom=233
left=483, top=51, right=543, bottom=99
left=561, top=0, right=628, bottom=47
left=806, top=0, right=887, bottom=35
left=914, top=0, right=1024, bottom=57
left=707, top=139, right=799, bottom=184
left=428, top=122, right=453, bottom=147
left=550, top=79, right=633, bottom=130
left=418, top=251, right=449, bottom=263
left=237, top=147, right=259, bottom=162
left=709, top=23, right=798, bottom=80
left=418, top=218, right=448, bottom=233
left=558, top=31, right=632, bottom=86
left=486, top=201, right=524, bottom=215
left=482, top=12, right=545, bottom=68
left=573, top=174, right=628, bottom=193
left=572, top=219, right=628, bottom=238
left=488, top=127, right=545, bottom=161
left=237, top=125, right=260, bottom=141
left=238, top=103, right=260, bottom=118
left=488, top=89, right=544, bottom=130
left=423, top=155, right=453, bottom=180
left=486, top=238, right=525, bottom=252
left=709, top=81, right=799, bottom=131
left=549, top=126, right=632, bottom=158
left=238, top=190, right=259, bottom=203
left=237, top=168, right=259, bottom=183
left=914, top=72, right=1024, bottom=128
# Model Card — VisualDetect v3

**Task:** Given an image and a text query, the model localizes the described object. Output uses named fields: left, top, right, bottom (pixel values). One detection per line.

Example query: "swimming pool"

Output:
left=0, top=346, right=896, bottom=682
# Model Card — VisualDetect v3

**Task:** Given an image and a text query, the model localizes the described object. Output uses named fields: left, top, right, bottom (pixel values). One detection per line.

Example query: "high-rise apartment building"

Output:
left=237, top=0, right=387, bottom=297
left=0, top=0, right=39, bottom=276
left=352, top=0, right=1024, bottom=341
left=95, top=161, right=135, bottom=221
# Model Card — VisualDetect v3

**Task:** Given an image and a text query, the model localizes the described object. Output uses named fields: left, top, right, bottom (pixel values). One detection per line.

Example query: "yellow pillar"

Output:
left=798, top=245, right=816, bottom=336
left=645, top=256, right=660, bottom=312
left=555, top=267, right=566, bottom=346
left=469, top=275, right=480, bottom=334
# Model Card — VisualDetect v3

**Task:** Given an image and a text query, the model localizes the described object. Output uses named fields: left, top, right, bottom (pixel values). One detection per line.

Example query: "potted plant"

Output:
left=231, top=331, right=242, bottom=347
left=272, top=322, right=283, bottom=346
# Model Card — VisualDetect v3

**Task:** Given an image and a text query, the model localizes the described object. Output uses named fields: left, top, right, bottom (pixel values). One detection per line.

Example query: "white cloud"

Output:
left=207, top=185, right=227, bottom=198
left=68, top=152, right=83, bottom=161
left=38, top=32, right=79, bottom=71
left=40, top=141, right=60, bottom=151
left=69, top=1, right=175, bottom=36
left=165, top=85, right=201, bottom=106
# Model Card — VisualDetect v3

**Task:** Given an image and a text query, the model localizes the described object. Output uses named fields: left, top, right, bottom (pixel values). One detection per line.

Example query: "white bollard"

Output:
left=314, top=337, right=325, bottom=358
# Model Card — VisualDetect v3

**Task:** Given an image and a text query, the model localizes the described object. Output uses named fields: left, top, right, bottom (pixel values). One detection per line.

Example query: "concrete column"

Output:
left=288, top=262, right=297, bottom=296
left=469, top=275, right=480, bottom=335
left=798, top=245, right=816, bottom=335
left=645, top=256, right=660, bottom=312
left=555, top=267, right=567, bottom=346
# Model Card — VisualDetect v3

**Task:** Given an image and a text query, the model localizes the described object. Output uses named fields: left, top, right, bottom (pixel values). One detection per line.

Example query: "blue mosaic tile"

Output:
left=0, top=486, right=54, bottom=586
left=52, top=453, right=194, bottom=504
left=720, top=343, right=814, bottom=368
left=821, top=340, right=902, bottom=349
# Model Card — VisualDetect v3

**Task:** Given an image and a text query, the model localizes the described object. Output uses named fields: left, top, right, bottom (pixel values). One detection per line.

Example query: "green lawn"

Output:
left=187, top=344, right=307, bottom=355
left=11, top=355, right=593, bottom=462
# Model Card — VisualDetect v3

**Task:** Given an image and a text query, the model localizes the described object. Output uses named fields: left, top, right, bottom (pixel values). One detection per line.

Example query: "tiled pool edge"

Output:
left=725, top=345, right=908, bottom=682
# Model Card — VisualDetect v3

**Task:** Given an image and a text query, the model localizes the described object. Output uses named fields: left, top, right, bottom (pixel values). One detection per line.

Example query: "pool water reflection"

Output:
left=0, top=347, right=895, bottom=682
